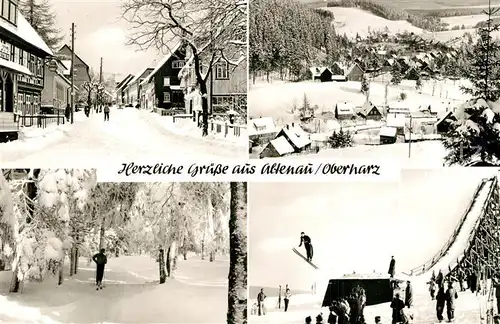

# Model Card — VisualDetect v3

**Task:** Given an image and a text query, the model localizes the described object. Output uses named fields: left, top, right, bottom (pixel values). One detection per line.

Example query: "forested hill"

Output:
left=250, top=0, right=338, bottom=80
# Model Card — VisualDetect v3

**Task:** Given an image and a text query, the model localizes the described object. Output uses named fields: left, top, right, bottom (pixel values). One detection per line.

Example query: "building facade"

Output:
left=124, top=67, right=153, bottom=108
left=0, top=5, right=53, bottom=128
left=41, top=59, right=72, bottom=113
left=56, top=44, right=91, bottom=100
left=142, top=42, right=186, bottom=112
left=116, top=74, right=133, bottom=105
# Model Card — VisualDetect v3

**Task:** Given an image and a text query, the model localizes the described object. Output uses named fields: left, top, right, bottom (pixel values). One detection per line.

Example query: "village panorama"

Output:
left=0, top=0, right=247, bottom=166
left=249, top=0, right=500, bottom=167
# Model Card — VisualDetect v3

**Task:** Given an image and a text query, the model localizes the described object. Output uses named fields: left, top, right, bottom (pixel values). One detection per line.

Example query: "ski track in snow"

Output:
left=0, top=109, right=245, bottom=167
left=0, top=255, right=229, bottom=323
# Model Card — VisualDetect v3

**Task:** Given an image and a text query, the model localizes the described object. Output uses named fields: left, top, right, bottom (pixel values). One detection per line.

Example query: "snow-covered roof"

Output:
left=379, top=126, right=397, bottom=137
left=388, top=101, right=411, bottom=111
left=435, top=110, right=456, bottom=126
left=144, top=42, right=182, bottom=84
left=117, top=74, right=134, bottom=91
left=280, top=126, right=311, bottom=149
left=332, top=75, right=346, bottom=80
left=57, top=45, right=90, bottom=69
left=60, top=60, right=71, bottom=75
left=346, top=63, right=363, bottom=76
left=309, top=67, right=330, bottom=77
left=128, top=66, right=154, bottom=86
left=359, top=101, right=380, bottom=117
left=0, top=13, right=53, bottom=56
left=252, top=117, right=275, bottom=130
left=336, top=102, right=355, bottom=115
left=386, top=114, right=406, bottom=128
left=269, top=136, right=295, bottom=156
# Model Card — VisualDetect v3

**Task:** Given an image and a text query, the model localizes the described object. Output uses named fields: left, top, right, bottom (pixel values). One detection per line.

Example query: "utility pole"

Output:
left=70, top=23, right=75, bottom=124
left=99, top=57, right=103, bottom=83
left=99, top=57, right=103, bottom=107
left=408, top=114, right=412, bottom=158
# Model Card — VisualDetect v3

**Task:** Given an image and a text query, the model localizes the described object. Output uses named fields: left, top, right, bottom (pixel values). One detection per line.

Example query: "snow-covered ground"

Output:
left=0, top=254, right=229, bottom=324
left=0, top=108, right=246, bottom=167
left=248, top=168, right=499, bottom=323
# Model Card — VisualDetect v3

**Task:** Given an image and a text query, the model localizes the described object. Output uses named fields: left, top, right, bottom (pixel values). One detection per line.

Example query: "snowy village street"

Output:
left=0, top=255, right=229, bottom=324
left=0, top=108, right=246, bottom=167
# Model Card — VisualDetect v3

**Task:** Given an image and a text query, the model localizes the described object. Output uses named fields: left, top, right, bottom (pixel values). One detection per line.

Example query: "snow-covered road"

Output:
left=0, top=255, right=229, bottom=323
left=0, top=109, right=246, bottom=167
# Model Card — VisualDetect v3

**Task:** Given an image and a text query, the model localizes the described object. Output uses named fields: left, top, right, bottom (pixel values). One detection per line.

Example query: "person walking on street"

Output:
left=388, top=256, right=396, bottom=278
left=299, top=232, right=314, bottom=262
left=445, top=281, right=458, bottom=322
left=284, top=285, right=291, bottom=312
left=104, top=103, right=110, bottom=121
left=64, top=103, right=71, bottom=123
left=257, top=288, right=267, bottom=316
left=92, top=248, right=107, bottom=289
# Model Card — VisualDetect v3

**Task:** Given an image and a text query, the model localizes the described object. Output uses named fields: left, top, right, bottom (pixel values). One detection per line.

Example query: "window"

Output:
left=171, top=90, right=183, bottom=106
left=18, top=49, right=22, bottom=65
left=215, top=61, right=229, bottom=80
left=163, top=91, right=170, bottom=103
left=1, top=0, right=17, bottom=25
left=9, top=44, right=13, bottom=61
left=212, top=95, right=235, bottom=113
left=163, top=77, right=170, bottom=86
left=172, top=60, right=185, bottom=69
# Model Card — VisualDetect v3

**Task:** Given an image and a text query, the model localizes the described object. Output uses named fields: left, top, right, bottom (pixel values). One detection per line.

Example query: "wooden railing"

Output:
left=16, top=113, right=66, bottom=128
left=407, top=177, right=495, bottom=276
left=208, top=121, right=246, bottom=138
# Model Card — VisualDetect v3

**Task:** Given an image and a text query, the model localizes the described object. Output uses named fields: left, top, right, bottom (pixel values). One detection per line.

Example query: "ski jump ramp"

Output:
left=408, top=176, right=498, bottom=280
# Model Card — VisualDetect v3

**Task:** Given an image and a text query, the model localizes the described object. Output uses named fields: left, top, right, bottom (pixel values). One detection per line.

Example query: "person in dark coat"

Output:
left=457, top=268, right=465, bottom=291
left=388, top=256, right=396, bottom=278
left=436, top=285, right=446, bottom=322
left=492, top=275, right=500, bottom=315
left=328, top=307, right=338, bottom=324
left=316, top=313, right=324, bottom=324
left=284, top=286, right=291, bottom=312
left=469, top=271, right=478, bottom=293
left=92, top=248, right=107, bottom=289
left=257, top=288, right=266, bottom=316
left=390, top=293, right=405, bottom=324
left=306, top=316, right=313, bottom=324
left=429, top=279, right=437, bottom=300
left=64, top=103, right=71, bottom=122
left=445, top=282, right=458, bottom=322
left=104, top=103, right=110, bottom=121
left=405, top=281, right=413, bottom=308
left=299, top=232, right=313, bottom=262
left=436, top=269, right=444, bottom=288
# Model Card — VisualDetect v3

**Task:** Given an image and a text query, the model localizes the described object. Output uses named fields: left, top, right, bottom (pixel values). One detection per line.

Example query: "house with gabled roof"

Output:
left=335, top=101, right=356, bottom=120
left=124, top=66, right=154, bottom=108
left=57, top=44, right=91, bottom=95
left=141, top=42, right=186, bottom=113
left=249, top=116, right=278, bottom=145
left=435, top=110, right=457, bottom=134
left=259, top=136, right=295, bottom=159
left=309, top=67, right=333, bottom=82
left=345, top=62, right=364, bottom=82
left=116, top=74, right=134, bottom=105
left=358, top=101, right=382, bottom=121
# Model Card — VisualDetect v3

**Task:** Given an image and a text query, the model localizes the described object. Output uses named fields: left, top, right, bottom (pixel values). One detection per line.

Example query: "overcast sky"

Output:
left=249, top=168, right=499, bottom=291
left=51, top=0, right=158, bottom=79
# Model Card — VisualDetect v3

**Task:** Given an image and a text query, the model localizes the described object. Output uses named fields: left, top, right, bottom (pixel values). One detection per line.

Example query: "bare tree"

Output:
left=122, top=0, right=247, bottom=136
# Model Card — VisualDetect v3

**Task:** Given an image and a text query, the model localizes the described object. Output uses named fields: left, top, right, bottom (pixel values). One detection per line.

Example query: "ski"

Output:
left=292, top=247, right=319, bottom=269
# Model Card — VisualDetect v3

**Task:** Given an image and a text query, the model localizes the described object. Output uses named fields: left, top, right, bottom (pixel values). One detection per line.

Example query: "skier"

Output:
left=92, top=248, right=107, bottom=289
left=436, top=285, right=446, bottom=322
left=104, top=103, right=110, bottom=121
left=388, top=256, right=396, bottom=278
left=284, top=285, right=291, bottom=312
left=429, top=279, right=437, bottom=300
left=299, top=232, right=313, bottom=262
left=436, top=269, right=444, bottom=288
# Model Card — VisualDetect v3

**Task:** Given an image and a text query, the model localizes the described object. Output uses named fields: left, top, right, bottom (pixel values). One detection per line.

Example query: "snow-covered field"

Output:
left=0, top=254, right=229, bottom=324
left=324, top=7, right=422, bottom=38
left=248, top=168, right=499, bottom=323
left=0, top=108, right=246, bottom=167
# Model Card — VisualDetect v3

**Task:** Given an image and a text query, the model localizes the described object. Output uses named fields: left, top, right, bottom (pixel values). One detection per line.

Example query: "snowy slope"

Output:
left=0, top=255, right=229, bottom=323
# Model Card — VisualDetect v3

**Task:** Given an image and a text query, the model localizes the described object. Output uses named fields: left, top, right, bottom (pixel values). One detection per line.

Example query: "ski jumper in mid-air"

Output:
left=299, top=232, right=313, bottom=262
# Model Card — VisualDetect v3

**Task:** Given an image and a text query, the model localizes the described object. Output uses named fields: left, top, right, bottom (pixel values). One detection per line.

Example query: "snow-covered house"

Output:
left=379, top=126, right=397, bottom=144
left=57, top=45, right=91, bottom=100
left=179, top=43, right=247, bottom=119
left=309, top=67, right=333, bottom=82
left=41, top=59, right=75, bottom=114
left=124, top=66, right=154, bottom=108
left=276, top=124, right=312, bottom=152
left=249, top=117, right=278, bottom=145
left=335, top=101, right=356, bottom=120
left=115, top=74, right=134, bottom=106
left=386, top=114, right=405, bottom=135
left=141, top=42, right=186, bottom=113
left=0, top=9, right=53, bottom=137
left=435, top=110, right=457, bottom=134
left=345, top=62, right=364, bottom=82
left=387, top=102, right=411, bottom=116
left=259, top=136, right=295, bottom=158
left=358, top=101, right=382, bottom=121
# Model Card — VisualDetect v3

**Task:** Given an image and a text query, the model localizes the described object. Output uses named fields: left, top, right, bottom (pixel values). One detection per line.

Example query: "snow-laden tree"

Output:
left=227, top=182, right=247, bottom=324
left=443, top=3, right=500, bottom=166
left=361, top=74, right=369, bottom=94
left=0, top=170, right=16, bottom=271
left=122, top=0, right=247, bottom=136
left=19, top=0, right=63, bottom=50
